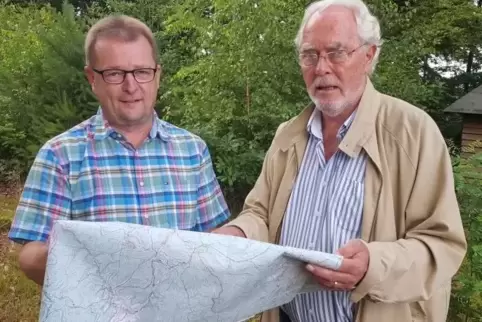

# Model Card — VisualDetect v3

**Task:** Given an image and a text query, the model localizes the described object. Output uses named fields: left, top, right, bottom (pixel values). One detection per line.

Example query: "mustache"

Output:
left=311, top=78, right=340, bottom=88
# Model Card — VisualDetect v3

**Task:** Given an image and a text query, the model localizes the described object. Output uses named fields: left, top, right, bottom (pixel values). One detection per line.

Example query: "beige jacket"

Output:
left=226, top=79, right=467, bottom=322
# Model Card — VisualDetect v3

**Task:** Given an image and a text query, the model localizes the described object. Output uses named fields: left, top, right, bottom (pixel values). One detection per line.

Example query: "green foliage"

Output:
left=163, top=0, right=310, bottom=206
left=0, top=2, right=97, bottom=179
left=23, top=4, right=96, bottom=152
left=0, top=0, right=481, bottom=202
left=0, top=3, right=54, bottom=172
left=449, top=147, right=482, bottom=321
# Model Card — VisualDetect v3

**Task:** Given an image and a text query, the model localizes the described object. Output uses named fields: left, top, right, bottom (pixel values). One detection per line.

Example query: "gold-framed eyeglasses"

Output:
left=93, top=67, right=158, bottom=84
left=298, top=44, right=367, bottom=67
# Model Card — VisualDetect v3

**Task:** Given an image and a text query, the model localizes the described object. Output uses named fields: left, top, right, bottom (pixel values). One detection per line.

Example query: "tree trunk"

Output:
left=463, top=0, right=481, bottom=93
left=422, top=55, right=429, bottom=80
left=464, top=50, right=474, bottom=93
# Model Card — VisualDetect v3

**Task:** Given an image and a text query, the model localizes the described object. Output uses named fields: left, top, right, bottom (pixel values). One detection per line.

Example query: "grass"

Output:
left=0, top=195, right=17, bottom=233
left=0, top=195, right=261, bottom=322
left=0, top=195, right=41, bottom=322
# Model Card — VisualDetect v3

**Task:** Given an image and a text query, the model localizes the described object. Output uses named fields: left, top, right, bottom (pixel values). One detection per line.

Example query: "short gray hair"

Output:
left=294, top=0, right=383, bottom=74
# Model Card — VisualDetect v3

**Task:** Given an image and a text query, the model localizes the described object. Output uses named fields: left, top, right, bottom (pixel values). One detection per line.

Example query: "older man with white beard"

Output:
left=213, top=0, right=466, bottom=321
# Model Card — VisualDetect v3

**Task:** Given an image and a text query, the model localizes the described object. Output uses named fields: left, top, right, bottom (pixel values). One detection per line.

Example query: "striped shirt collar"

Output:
left=92, top=107, right=170, bottom=141
left=307, top=107, right=357, bottom=141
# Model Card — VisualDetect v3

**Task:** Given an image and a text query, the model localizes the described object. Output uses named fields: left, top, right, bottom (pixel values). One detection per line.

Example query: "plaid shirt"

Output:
left=9, top=109, right=230, bottom=243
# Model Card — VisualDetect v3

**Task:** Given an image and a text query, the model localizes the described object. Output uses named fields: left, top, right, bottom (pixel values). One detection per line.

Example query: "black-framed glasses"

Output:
left=298, top=44, right=367, bottom=67
left=93, top=67, right=158, bottom=84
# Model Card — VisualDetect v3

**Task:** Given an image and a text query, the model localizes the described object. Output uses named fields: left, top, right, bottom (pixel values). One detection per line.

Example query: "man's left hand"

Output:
left=306, top=239, right=369, bottom=291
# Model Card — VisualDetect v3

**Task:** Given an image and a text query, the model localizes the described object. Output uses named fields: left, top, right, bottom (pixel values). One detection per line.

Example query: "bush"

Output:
left=449, top=148, right=482, bottom=321
left=0, top=3, right=96, bottom=181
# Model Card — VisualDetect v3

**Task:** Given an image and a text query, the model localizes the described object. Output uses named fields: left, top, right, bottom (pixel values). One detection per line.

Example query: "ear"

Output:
left=84, top=66, right=96, bottom=90
left=364, top=44, right=377, bottom=73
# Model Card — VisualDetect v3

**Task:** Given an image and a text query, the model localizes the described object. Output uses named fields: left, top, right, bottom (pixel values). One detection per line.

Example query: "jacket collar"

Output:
left=276, top=77, right=381, bottom=159
left=340, top=78, right=381, bottom=159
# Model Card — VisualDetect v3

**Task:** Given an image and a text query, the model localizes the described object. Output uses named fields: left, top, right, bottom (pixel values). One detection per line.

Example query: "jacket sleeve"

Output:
left=351, top=115, right=467, bottom=303
left=222, top=124, right=287, bottom=243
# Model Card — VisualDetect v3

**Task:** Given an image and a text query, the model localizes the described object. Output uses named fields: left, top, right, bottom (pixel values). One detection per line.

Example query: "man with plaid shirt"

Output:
left=8, top=15, right=230, bottom=285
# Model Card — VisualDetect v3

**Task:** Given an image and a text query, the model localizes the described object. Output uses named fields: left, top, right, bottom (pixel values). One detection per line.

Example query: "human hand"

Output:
left=211, top=226, right=246, bottom=238
left=306, top=239, right=369, bottom=291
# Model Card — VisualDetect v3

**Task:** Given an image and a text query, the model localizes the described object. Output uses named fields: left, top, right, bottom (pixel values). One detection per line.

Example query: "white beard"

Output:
left=309, top=94, right=351, bottom=117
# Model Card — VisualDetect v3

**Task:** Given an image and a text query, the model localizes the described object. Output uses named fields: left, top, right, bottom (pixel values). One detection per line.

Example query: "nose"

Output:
left=314, top=56, right=331, bottom=76
left=121, top=72, right=138, bottom=93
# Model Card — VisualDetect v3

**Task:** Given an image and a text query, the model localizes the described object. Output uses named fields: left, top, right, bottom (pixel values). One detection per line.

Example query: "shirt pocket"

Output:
left=150, top=172, right=199, bottom=230
left=332, top=179, right=364, bottom=233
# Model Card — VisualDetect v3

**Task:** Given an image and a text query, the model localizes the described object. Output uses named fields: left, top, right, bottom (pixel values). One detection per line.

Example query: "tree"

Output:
left=0, top=2, right=96, bottom=180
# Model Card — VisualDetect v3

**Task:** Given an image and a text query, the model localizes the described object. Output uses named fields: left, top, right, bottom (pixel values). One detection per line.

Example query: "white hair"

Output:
left=294, top=0, right=383, bottom=74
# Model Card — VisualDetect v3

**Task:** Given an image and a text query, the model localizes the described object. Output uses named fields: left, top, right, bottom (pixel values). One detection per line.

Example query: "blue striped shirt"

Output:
left=279, top=108, right=367, bottom=322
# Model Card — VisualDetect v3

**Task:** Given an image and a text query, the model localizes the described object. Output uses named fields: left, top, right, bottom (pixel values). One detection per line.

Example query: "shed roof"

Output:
left=444, top=84, right=482, bottom=115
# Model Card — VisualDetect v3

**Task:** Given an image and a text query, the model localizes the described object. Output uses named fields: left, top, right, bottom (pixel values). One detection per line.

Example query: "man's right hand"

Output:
left=18, top=241, right=49, bottom=286
left=211, top=226, right=247, bottom=238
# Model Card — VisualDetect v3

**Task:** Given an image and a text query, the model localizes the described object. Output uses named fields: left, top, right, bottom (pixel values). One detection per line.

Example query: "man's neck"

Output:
left=320, top=103, right=359, bottom=162
left=114, top=116, right=154, bottom=149
left=321, top=104, right=357, bottom=136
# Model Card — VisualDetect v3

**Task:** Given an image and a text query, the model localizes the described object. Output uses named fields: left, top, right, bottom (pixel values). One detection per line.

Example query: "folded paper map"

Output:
left=40, top=220, right=343, bottom=322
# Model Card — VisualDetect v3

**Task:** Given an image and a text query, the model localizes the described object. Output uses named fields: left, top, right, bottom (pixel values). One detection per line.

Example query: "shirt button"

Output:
left=139, top=181, right=145, bottom=187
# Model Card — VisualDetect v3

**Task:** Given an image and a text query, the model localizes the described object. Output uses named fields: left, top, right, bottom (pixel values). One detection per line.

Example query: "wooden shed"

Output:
left=444, top=84, right=482, bottom=155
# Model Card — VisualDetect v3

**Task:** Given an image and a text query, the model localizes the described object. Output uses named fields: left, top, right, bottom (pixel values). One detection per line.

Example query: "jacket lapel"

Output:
left=360, top=140, right=382, bottom=242
left=338, top=77, right=383, bottom=242
left=272, top=106, right=312, bottom=243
